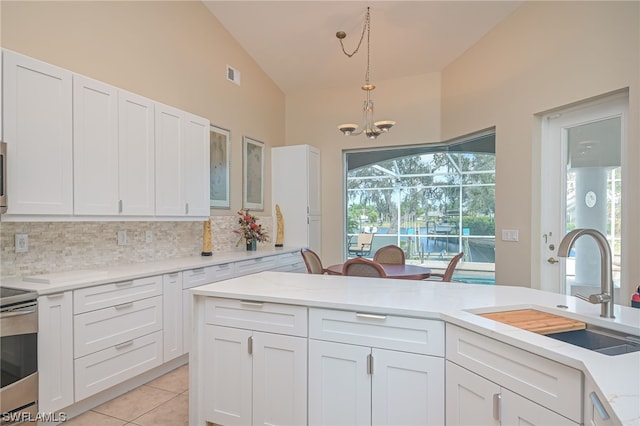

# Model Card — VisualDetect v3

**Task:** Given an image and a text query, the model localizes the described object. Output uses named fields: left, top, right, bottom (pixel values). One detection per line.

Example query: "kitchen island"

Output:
left=189, top=271, right=640, bottom=426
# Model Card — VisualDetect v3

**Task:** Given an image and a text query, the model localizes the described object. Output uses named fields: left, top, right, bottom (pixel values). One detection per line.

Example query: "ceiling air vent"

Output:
left=226, top=65, right=240, bottom=85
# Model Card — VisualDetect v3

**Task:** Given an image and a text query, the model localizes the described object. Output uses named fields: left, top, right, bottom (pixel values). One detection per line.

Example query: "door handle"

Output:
left=547, top=257, right=559, bottom=264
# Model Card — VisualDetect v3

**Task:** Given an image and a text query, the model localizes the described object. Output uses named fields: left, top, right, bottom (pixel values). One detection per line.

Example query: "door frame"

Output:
left=536, top=90, right=628, bottom=295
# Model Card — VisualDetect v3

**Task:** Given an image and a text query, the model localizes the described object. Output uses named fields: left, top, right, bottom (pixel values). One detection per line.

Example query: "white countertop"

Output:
left=0, top=247, right=300, bottom=294
left=191, top=271, right=640, bottom=425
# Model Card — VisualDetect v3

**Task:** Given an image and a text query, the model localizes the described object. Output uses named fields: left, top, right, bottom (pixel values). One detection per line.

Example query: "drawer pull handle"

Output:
left=115, top=302, right=133, bottom=310
left=218, top=263, right=230, bottom=269
left=589, top=392, right=610, bottom=420
left=47, top=293, right=64, bottom=299
left=116, top=340, right=134, bottom=350
left=191, top=268, right=206, bottom=275
left=492, top=393, right=501, bottom=421
left=115, top=281, right=133, bottom=287
left=356, top=313, right=387, bottom=320
left=240, top=300, right=264, bottom=307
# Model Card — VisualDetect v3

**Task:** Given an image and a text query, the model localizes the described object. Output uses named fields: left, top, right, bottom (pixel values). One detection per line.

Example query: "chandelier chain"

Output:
left=338, top=7, right=370, bottom=59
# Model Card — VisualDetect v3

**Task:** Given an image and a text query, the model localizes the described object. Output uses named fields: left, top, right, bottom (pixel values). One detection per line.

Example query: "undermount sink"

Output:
left=476, top=309, right=640, bottom=356
left=545, top=326, right=640, bottom=356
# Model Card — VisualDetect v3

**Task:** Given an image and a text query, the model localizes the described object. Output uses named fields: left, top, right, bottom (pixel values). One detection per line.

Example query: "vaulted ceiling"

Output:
left=203, top=1, right=524, bottom=96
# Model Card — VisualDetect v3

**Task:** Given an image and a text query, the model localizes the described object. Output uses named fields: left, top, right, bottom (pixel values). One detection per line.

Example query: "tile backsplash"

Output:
left=0, top=215, right=273, bottom=278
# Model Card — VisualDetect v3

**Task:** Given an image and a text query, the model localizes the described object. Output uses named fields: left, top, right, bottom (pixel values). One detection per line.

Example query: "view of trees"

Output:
left=346, top=150, right=496, bottom=265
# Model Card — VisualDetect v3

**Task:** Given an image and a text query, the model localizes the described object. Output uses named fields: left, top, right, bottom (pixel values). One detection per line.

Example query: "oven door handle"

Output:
left=0, top=308, right=37, bottom=318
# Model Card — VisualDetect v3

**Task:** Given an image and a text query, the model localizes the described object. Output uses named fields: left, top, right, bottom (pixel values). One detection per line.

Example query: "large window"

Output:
left=345, top=131, right=495, bottom=284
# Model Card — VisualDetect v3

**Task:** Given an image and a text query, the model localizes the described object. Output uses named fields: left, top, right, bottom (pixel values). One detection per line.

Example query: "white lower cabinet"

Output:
left=446, top=324, right=582, bottom=425
left=38, top=292, right=74, bottom=413
left=446, top=362, right=577, bottom=426
left=203, top=299, right=308, bottom=426
left=309, top=340, right=444, bottom=426
left=308, top=308, right=445, bottom=426
left=204, top=325, right=307, bottom=426
left=73, top=276, right=164, bottom=400
left=74, top=330, right=163, bottom=401
left=163, top=272, right=183, bottom=361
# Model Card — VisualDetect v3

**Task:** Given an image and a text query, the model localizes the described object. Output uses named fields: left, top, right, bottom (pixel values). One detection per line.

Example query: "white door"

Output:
left=540, top=92, right=626, bottom=296
left=372, top=349, right=444, bottom=426
left=252, top=332, right=308, bottom=426
left=308, top=339, right=371, bottom=426
left=445, top=361, right=500, bottom=426
left=501, top=389, right=577, bottom=426
left=4, top=51, right=73, bottom=214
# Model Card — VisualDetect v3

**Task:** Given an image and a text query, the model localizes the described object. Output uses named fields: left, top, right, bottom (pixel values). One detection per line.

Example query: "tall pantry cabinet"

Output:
left=272, top=145, right=321, bottom=253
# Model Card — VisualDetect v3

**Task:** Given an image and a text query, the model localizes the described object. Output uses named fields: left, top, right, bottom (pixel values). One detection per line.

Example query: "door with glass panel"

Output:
left=540, top=92, right=626, bottom=297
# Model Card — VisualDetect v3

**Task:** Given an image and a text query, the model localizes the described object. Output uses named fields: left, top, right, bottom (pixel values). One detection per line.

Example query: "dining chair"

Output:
left=300, top=248, right=328, bottom=274
left=424, top=252, right=464, bottom=282
left=347, top=233, right=375, bottom=257
left=342, top=257, right=387, bottom=278
left=373, top=245, right=405, bottom=265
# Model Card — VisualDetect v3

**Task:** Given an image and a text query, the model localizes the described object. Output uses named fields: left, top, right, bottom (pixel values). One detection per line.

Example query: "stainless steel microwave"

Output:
left=0, top=142, right=6, bottom=214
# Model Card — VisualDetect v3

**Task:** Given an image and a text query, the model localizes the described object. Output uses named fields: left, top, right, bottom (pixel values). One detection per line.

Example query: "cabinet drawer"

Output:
left=74, top=295, right=163, bottom=357
left=207, top=262, right=236, bottom=283
left=275, top=251, right=302, bottom=265
left=235, top=256, right=278, bottom=276
left=446, top=324, right=582, bottom=422
left=74, top=275, right=162, bottom=313
left=74, top=330, right=163, bottom=400
left=309, top=308, right=444, bottom=356
left=205, top=297, right=307, bottom=337
left=183, top=267, right=217, bottom=289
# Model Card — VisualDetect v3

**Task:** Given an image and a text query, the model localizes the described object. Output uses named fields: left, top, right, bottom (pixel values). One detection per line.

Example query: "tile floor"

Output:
left=65, top=364, right=189, bottom=426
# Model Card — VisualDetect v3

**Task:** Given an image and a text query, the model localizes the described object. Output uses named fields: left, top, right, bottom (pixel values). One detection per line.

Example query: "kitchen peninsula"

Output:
left=189, top=271, right=640, bottom=426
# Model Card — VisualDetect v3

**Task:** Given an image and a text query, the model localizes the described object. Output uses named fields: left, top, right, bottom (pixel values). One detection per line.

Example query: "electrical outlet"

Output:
left=15, top=233, right=28, bottom=253
left=145, top=231, right=153, bottom=243
left=117, top=230, right=127, bottom=246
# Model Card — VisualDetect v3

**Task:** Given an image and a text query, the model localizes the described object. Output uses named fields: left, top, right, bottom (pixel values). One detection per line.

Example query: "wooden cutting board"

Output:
left=480, top=309, right=586, bottom=335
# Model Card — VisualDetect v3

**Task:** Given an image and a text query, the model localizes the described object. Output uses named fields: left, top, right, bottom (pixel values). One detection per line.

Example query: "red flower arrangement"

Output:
left=234, top=209, right=269, bottom=245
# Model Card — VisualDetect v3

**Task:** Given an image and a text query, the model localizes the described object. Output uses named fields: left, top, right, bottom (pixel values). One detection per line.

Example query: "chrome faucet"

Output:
left=557, top=228, right=614, bottom=318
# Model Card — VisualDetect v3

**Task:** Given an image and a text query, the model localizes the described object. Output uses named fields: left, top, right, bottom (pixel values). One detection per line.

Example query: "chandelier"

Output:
left=336, top=7, right=395, bottom=139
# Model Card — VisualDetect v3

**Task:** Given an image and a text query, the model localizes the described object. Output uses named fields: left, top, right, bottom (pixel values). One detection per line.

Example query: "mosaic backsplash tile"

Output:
left=0, top=215, right=273, bottom=278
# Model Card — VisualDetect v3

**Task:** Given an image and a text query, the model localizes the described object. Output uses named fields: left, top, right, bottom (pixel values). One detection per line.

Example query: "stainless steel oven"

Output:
left=0, top=288, right=38, bottom=425
left=0, top=141, right=6, bottom=214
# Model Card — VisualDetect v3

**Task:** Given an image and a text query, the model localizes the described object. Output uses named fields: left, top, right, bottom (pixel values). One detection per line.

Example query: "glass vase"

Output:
left=246, top=239, right=257, bottom=251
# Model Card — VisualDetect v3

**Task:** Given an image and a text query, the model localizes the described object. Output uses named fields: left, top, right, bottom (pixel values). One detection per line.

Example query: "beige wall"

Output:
left=441, top=1, right=640, bottom=296
left=286, top=72, right=442, bottom=267
left=2, top=1, right=639, bottom=296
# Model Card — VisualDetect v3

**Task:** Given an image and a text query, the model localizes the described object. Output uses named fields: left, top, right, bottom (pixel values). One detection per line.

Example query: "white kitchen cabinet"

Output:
left=38, top=292, right=74, bottom=413
left=155, top=104, right=210, bottom=217
left=73, top=75, right=119, bottom=214
left=584, top=381, right=616, bottom=426
left=73, top=276, right=164, bottom=400
left=446, top=362, right=577, bottom=426
left=272, top=144, right=321, bottom=252
left=182, top=265, right=233, bottom=353
left=3, top=49, right=73, bottom=215
left=203, top=299, right=308, bottom=426
left=308, top=308, right=445, bottom=426
left=446, top=324, right=582, bottom=425
left=446, top=361, right=501, bottom=426
left=163, top=272, right=183, bottom=361
left=118, top=90, right=155, bottom=215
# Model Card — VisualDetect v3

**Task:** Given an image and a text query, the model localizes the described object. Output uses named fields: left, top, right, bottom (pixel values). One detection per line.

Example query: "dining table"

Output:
left=326, top=262, right=432, bottom=280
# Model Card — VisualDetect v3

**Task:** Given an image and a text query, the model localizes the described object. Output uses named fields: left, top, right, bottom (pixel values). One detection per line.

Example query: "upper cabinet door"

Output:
left=183, top=113, right=210, bottom=217
left=3, top=50, right=73, bottom=215
left=73, top=75, right=119, bottom=215
left=118, top=90, right=155, bottom=216
left=155, top=104, right=185, bottom=216
left=155, top=106, right=209, bottom=217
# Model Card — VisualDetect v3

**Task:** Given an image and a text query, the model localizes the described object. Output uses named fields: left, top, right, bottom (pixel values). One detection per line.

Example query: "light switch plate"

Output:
left=502, top=229, right=519, bottom=242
